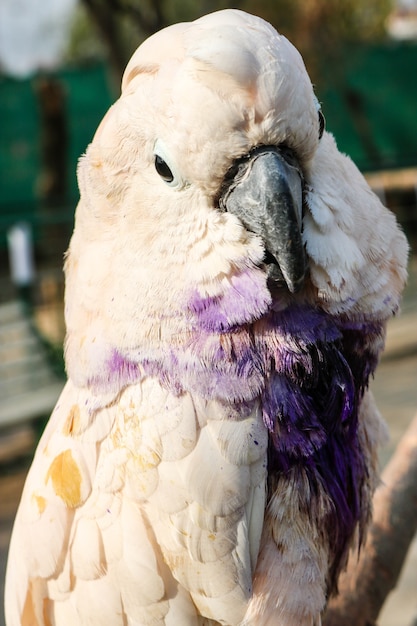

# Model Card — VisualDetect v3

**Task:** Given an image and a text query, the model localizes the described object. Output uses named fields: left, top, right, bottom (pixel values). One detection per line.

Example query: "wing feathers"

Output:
left=70, top=517, right=106, bottom=580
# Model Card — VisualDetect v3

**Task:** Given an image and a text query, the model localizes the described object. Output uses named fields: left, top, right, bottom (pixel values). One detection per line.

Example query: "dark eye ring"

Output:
left=318, top=110, right=325, bottom=140
left=155, top=155, right=174, bottom=183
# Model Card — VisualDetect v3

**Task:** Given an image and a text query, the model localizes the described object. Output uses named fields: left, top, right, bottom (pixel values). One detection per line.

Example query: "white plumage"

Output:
left=5, top=9, right=408, bottom=626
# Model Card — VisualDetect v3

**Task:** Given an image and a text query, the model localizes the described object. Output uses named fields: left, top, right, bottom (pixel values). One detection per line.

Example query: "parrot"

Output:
left=5, top=8, right=409, bottom=626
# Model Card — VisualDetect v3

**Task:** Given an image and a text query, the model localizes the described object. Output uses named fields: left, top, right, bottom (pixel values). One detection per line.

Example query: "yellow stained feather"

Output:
left=31, top=494, right=47, bottom=515
left=62, top=404, right=81, bottom=436
left=45, top=450, right=83, bottom=509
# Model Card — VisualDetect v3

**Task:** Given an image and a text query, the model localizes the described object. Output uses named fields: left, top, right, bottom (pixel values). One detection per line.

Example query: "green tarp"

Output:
left=318, top=41, right=417, bottom=171
left=0, top=64, right=114, bottom=245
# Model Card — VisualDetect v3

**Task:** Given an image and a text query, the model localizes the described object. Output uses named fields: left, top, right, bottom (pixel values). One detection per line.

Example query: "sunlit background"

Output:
left=0, top=2, right=416, bottom=625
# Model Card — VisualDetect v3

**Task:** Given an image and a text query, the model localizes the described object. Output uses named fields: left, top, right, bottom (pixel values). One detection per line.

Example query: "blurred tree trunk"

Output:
left=36, top=78, right=68, bottom=204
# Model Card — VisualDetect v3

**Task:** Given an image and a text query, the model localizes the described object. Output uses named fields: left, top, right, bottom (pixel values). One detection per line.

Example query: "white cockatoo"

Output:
left=5, top=9, right=408, bottom=626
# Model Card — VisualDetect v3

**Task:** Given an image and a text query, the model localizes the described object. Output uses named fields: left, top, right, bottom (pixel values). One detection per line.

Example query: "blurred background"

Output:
left=0, top=1, right=416, bottom=625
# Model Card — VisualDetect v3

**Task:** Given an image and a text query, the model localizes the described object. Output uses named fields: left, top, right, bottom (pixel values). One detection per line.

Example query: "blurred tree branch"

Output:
left=77, top=0, right=246, bottom=80
left=80, top=0, right=128, bottom=77
left=324, top=411, right=417, bottom=626
left=79, top=0, right=173, bottom=78
left=108, top=0, right=166, bottom=33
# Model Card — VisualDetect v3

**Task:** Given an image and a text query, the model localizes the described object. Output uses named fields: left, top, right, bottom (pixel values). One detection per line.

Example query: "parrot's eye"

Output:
left=155, top=155, right=174, bottom=183
left=153, top=139, right=186, bottom=189
left=318, top=110, right=325, bottom=140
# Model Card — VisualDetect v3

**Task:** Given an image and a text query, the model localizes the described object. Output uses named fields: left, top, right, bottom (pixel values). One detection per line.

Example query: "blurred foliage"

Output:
left=242, top=0, right=393, bottom=81
left=68, top=0, right=393, bottom=83
left=65, top=3, right=108, bottom=65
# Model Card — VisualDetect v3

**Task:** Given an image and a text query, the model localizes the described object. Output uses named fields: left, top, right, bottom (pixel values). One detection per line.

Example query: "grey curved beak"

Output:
left=219, top=146, right=306, bottom=293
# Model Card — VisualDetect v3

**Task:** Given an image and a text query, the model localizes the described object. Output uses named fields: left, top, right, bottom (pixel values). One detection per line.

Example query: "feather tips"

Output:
left=305, top=133, right=408, bottom=317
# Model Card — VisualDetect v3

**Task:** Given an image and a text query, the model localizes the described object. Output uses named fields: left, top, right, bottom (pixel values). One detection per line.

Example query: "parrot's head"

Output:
left=118, top=9, right=322, bottom=296
left=65, top=9, right=408, bottom=392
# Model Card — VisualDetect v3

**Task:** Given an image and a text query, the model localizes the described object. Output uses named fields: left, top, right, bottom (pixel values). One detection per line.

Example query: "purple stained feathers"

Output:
left=102, top=269, right=384, bottom=588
